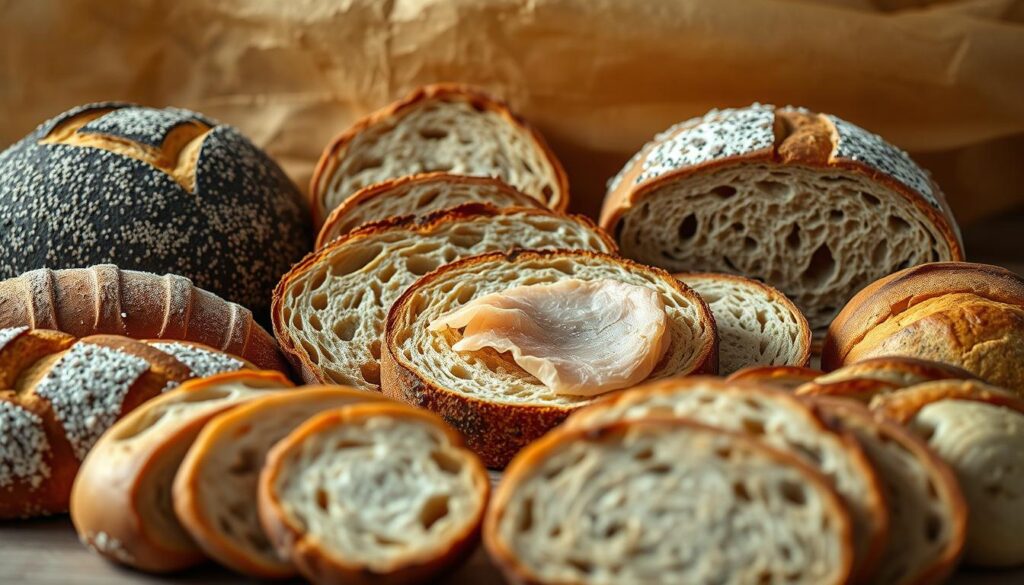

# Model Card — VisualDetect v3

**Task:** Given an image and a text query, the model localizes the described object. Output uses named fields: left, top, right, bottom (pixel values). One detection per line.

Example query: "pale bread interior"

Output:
left=496, top=421, right=849, bottom=584
left=616, top=164, right=952, bottom=329
left=323, top=100, right=561, bottom=214
left=268, top=413, right=485, bottom=571
left=279, top=212, right=612, bottom=389
left=389, top=254, right=713, bottom=407
left=679, top=274, right=807, bottom=375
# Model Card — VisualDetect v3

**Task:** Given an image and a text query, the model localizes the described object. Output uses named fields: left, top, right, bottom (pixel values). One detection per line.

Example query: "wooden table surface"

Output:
left=2, top=215, right=1021, bottom=584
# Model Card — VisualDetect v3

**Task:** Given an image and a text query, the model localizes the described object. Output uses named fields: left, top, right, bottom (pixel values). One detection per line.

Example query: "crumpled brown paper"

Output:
left=2, top=0, right=1022, bottom=224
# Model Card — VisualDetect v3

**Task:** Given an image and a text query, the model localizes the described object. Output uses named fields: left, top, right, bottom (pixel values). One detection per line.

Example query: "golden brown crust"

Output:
left=870, top=379, right=1024, bottom=425
left=258, top=401, right=489, bottom=585
left=797, top=356, right=979, bottom=403
left=725, top=365, right=823, bottom=390
left=379, top=249, right=718, bottom=468
left=309, top=83, right=570, bottom=226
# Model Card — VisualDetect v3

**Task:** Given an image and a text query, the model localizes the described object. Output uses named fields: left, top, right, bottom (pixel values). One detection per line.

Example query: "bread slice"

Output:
left=726, top=365, right=823, bottom=390
left=676, top=272, right=811, bottom=375
left=486, top=416, right=853, bottom=585
left=796, top=357, right=977, bottom=403
left=70, top=370, right=292, bottom=573
left=273, top=204, right=615, bottom=389
left=602, top=105, right=964, bottom=331
left=310, top=84, right=569, bottom=225
left=316, top=173, right=543, bottom=248
left=810, top=397, right=966, bottom=585
left=565, top=376, right=887, bottom=583
left=258, top=402, right=489, bottom=585
left=174, top=386, right=387, bottom=578
left=381, top=249, right=717, bottom=467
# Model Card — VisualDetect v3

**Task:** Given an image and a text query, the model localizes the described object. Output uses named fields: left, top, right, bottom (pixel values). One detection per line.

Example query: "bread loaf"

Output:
left=602, top=105, right=963, bottom=331
left=71, top=370, right=292, bottom=572
left=796, top=357, right=978, bottom=402
left=310, top=84, right=569, bottom=225
left=316, top=173, right=542, bottom=248
left=822, top=262, right=1024, bottom=394
left=676, top=272, right=811, bottom=375
left=726, top=365, right=823, bottom=390
left=273, top=204, right=615, bottom=389
left=0, top=103, right=311, bottom=314
left=382, top=250, right=717, bottom=467
left=258, top=402, right=489, bottom=585
left=486, top=417, right=853, bottom=585
left=0, top=265, right=289, bottom=372
left=174, top=386, right=386, bottom=578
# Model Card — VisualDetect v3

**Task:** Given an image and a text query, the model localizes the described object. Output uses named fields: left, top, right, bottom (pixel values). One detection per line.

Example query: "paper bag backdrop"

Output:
left=2, top=0, right=1022, bottom=224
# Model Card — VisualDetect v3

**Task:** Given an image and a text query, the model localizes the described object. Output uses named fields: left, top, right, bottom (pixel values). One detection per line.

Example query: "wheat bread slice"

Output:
left=381, top=249, right=717, bottom=468
left=726, top=365, right=823, bottom=390
left=258, top=402, right=489, bottom=585
left=602, top=105, right=963, bottom=331
left=310, top=84, right=568, bottom=225
left=273, top=204, right=615, bottom=390
left=565, top=376, right=887, bottom=583
left=677, top=272, right=811, bottom=375
left=316, top=173, right=542, bottom=248
left=173, top=386, right=388, bottom=578
left=486, top=416, right=854, bottom=585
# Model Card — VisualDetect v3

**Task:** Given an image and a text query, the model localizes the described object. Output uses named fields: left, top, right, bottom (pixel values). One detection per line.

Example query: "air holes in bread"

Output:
left=712, top=185, right=737, bottom=198
left=430, top=450, right=464, bottom=474
left=888, top=215, right=911, bottom=233
left=417, top=190, right=442, bottom=207
left=803, top=244, right=836, bottom=286
left=407, top=255, right=442, bottom=276
left=333, top=317, right=357, bottom=342
left=861, top=192, right=881, bottom=206
left=418, top=128, right=448, bottom=140
left=780, top=480, right=808, bottom=506
left=755, top=180, right=788, bottom=197
left=301, top=341, right=320, bottom=365
left=331, top=245, right=383, bottom=276
left=359, top=362, right=380, bottom=386
left=351, top=157, right=383, bottom=175
left=678, top=213, right=698, bottom=240
left=419, top=495, right=450, bottom=530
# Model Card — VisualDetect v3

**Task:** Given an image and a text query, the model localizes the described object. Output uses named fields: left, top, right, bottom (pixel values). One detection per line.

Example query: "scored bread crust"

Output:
left=70, top=370, right=293, bottom=573
left=381, top=249, right=717, bottom=468
left=273, top=203, right=616, bottom=389
left=725, top=365, right=823, bottom=390
left=485, top=416, right=855, bottom=585
left=310, top=83, right=570, bottom=225
left=869, top=379, right=1024, bottom=425
left=258, top=402, right=490, bottom=585
left=316, top=173, right=543, bottom=248
left=173, top=385, right=388, bottom=579
left=676, top=271, right=811, bottom=374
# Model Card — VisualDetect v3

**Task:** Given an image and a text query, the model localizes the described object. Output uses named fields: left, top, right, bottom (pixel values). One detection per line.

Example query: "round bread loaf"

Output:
left=0, top=103, right=312, bottom=315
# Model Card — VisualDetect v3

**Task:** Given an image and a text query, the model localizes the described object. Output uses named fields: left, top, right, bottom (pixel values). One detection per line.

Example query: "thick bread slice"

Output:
left=316, top=173, right=543, bottom=248
left=381, top=250, right=717, bottom=468
left=677, top=272, right=811, bottom=375
left=810, top=397, right=966, bottom=585
left=602, top=105, right=963, bottom=331
left=273, top=204, right=615, bottom=390
left=565, top=377, right=887, bottom=583
left=486, top=417, right=853, bottom=585
left=310, top=84, right=569, bottom=225
left=258, top=402, right=489, bottom=585
left=796, top=357, right=977, bottom=402
left=70, top=370, right=292, bottom=573
left=174, top=386, right=388, bottom=579
left=726, top=365, right=823, bottom=390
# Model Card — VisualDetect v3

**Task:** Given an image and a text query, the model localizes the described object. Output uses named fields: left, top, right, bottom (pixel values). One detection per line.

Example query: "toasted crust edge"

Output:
left=870, top=379, right=1024, bottom=424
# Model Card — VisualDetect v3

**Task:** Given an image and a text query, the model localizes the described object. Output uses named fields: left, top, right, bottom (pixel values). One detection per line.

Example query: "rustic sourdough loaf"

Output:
left=565, top=377, right=887, bottom=583
left=0, top=103, right=311, bottom=315
left=71, top=371, right=292, bottom=573
left=796, top=357, right=977, bottom=402
left=677, top=272, right=810, bottom=375
left=0, top=265, right=289, bottom=372
left=486, top=417, right=853, bottom=585
left=310, top=84, right=568, bottom=225
left=316, top=173, right=542, bottom=248
left=258, top=402, right=489, bottom=585
left=174, top=386, right=387, bottom=579
left=381, top=250, right=717, bottom=468
left=603, top=105, right=963, bottom=331
left=726, top=365, right=823, bottom=389
left=274, top=204, right=615, bottom=389
left=823, top=262, right=1024, bottom=394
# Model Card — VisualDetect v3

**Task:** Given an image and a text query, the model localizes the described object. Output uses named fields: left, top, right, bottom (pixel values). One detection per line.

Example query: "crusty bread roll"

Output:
left=316, top=173, right=542, bottom=248
left=0, top=329, right=192, bottom=519
left=174, top=386, right=387, bottom=578
left=565, top=376, right=886, bottom=583
left=273, top=204, right=615, bottom=389
left=871, top=380, right=1024, bottom=567
left=810, top=397, right=966, bottom=585
left=486, top=416, right=854, bottom=585
left=677, top=272, right=810, bottom=375
left=602, top=105, right=963, bottom=331
left=0, top=265, right=289, bottom=372
left=725, top=365, right=823, bottom=390
left=310, top=84, right=569, bottom=225
left=796, top=356, right=978, bottom=402
left=822, top=262, right=1024, bottom=394
left=382, top=250, right=717, bottom=467
left=258, top=402, right=489, bottom=585
left=71, top=370, right=292, bottom=572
